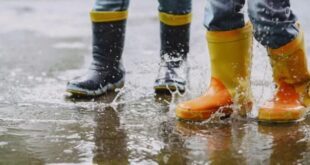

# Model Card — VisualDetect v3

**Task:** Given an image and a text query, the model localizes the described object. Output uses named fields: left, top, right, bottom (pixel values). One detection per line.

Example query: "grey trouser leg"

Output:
left=158, top=0, right=192, bottom=14
left=94, top=0, right=191, bottom=14
left=204, top=0, right=298, bottom=48
left=204, top=0, right=246, bottom=31
left=93, top=0, right=129, bottom=11
left=248, top=0, right=298, bottom=48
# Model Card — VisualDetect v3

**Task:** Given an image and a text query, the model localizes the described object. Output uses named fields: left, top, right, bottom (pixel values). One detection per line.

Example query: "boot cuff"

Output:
left=206, top=22, right=252, bottom=43
left=159, top=12, right=192, bottom=26
left=90, top=10, right=128, bottom=23
left=268, top=26, right=303, bottom=56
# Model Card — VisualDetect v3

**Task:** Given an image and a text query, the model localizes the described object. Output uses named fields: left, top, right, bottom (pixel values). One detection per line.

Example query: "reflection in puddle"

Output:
left=93, top=106, right=129, bottom=164
left=1, top=72, right=310, bottom=164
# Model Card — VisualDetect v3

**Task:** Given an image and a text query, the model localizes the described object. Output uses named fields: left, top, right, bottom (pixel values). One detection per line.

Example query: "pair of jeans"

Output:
left=93, top=0, right=191, bottom=14
left=205, top=0, right=298, bottom=48
left=93, top=0, right=298, bottom=49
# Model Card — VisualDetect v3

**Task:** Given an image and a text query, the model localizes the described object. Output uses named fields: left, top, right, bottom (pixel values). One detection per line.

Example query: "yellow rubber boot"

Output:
left=258, top=29, right=310, bottom=122
left=176, top=23, right=253, bottom=121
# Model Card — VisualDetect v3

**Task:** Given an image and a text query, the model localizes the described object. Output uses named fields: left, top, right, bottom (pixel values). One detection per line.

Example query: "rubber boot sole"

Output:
left=258, top=107, right=308, bottom=123
left=176, top=106, right=233, bottom=121
left=154, top=84, right=185, bottom=94
left=66, top=78, right=125, bottom=97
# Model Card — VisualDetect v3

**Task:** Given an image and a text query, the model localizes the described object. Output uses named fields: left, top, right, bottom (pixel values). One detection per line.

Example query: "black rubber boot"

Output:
left=66, top=20, right=126, bottom=97
left=154, top=23, right=190, bottom=93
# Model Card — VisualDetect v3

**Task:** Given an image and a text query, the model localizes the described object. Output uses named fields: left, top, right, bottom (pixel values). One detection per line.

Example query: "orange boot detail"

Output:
left=258, top=26, right=310, bottom=122
left=259, top=81, right=307, bottom=122
left=176, top=77, right=233, bottom=121
left=176, top=23, right=253, bottom=121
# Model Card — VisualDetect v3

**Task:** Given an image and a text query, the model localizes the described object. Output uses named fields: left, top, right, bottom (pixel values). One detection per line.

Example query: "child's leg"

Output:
left=248, top=0, right=298, bottom=49
left=176, top=0, right=253, bottom=121
left=204, top=0, right=245, bottom=31
left=154, top=0, right=192, bottom=93
left=93, top=0, right=129, bottom=11
left=248, top=0, right=310, bottom=122
left=66, top=0, right=129, bottom=97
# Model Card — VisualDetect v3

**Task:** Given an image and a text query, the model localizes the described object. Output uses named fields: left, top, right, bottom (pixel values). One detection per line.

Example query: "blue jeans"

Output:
left=205, top=0, right=298, bottom=48
left=93, top=0, right=191, bottom=14
left=93, top=0, right=298, bottom=49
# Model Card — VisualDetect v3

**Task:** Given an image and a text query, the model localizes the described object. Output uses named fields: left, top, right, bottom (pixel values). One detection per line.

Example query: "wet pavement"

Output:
left=0, top=0, right=310, bottom=164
